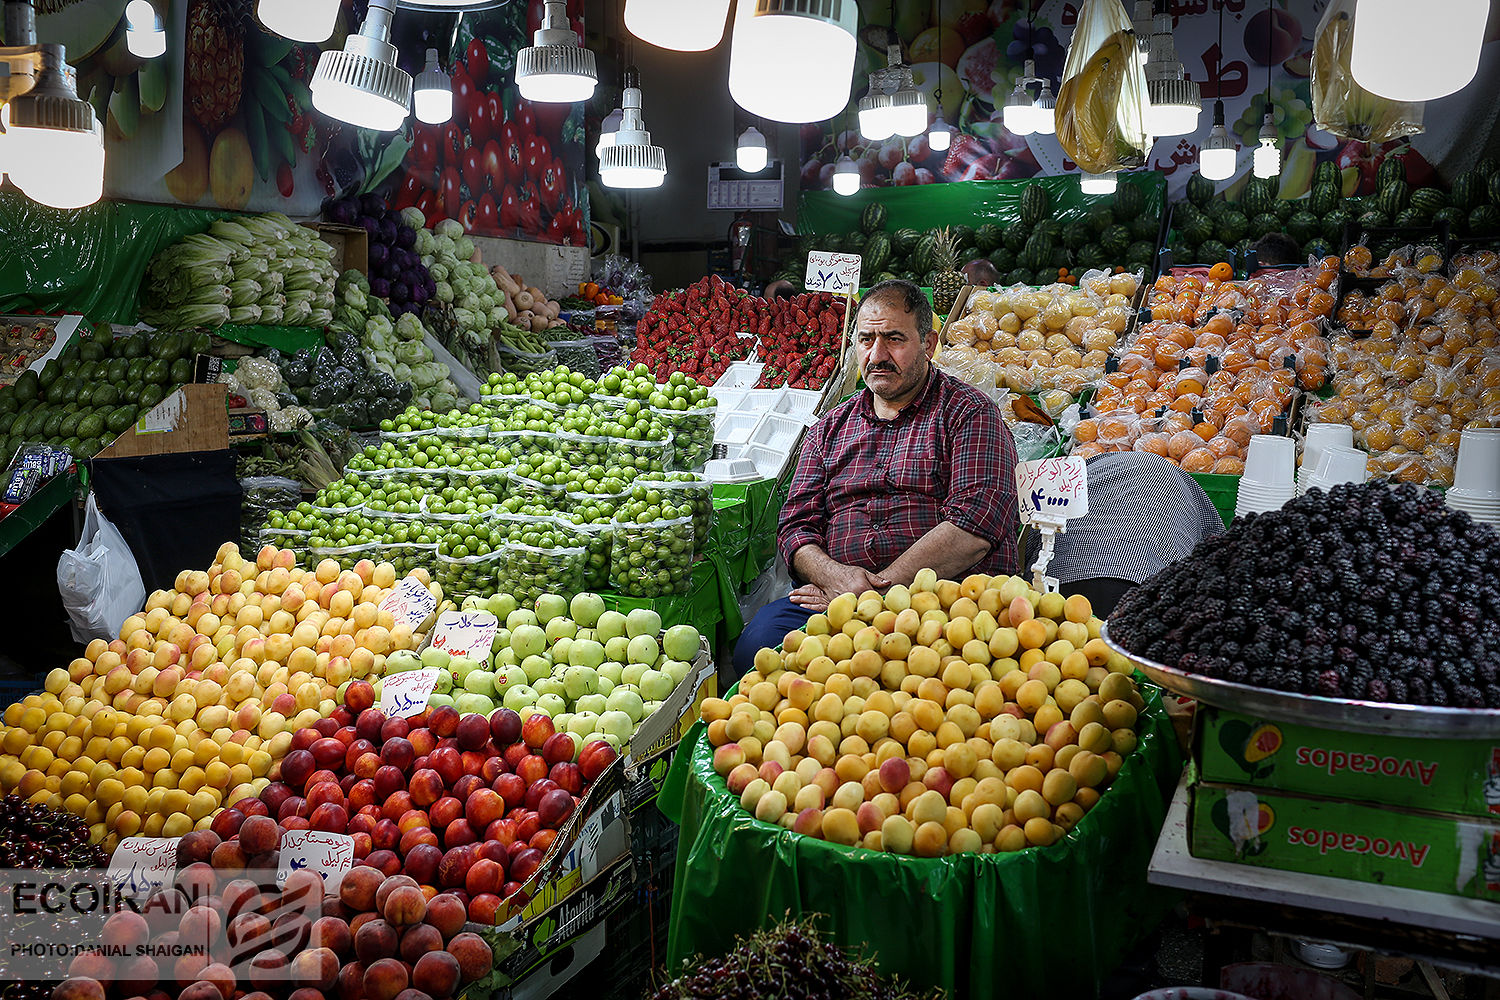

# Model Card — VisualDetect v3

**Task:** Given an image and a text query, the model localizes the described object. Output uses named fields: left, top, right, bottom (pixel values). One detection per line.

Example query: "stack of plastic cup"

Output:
left=1445, top=428, right=1500, bottom=527
left=1235, top=435, right=1297, bottom=517
left=1302, top=445, right=1369, bottom=493
left=1299, top=423, right=1354, bottom=495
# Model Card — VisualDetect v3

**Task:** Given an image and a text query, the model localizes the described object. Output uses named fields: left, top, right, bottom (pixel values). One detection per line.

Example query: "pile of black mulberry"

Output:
left=1109, top=481, right=1500, bottom=708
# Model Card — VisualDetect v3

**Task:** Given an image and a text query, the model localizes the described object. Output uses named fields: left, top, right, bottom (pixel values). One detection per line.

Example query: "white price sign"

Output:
left=379, top=668, right=442, bottom=718
left=379, top=576, right=438, bottom=631
left=107, top=837, right=178, bottom=897
left=804, top=251, right=862, bottom=294
left=428, top=609, right=499, bottom=660
left=1015, top=457, right=1090, bottom=526
left=276, top=830, right=355, bottom=892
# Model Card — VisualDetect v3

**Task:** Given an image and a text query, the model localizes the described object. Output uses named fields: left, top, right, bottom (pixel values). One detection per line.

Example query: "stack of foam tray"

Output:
left=710, top=386, right=821, bottom=481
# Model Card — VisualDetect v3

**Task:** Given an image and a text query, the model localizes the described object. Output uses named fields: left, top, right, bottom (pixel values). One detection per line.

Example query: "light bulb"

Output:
left=125, top=0, right=166, bottom=58
left=310, top=0, right=411, bottom=132
left=858, top=103, right=896, bottom=142
left=5, top=48, right=106, bottom=210
left=736, top=126, right=767, bottom=172
left=728, top=0, right=857, bottom=124
left=1352, top=0, right=1487, bottom=102
left=1142, top=5, right=1201, bottom=137
left=832, top=156, right=859, bottom=196
left=257, top=0, right=338, bottom=44
left=1080, top=171, right=1117, bottom=194
left=1002, top=85, right=1035, bottom=136
left=516, top=0, right=598, bottom=104
left=413, top=49, right=452, bottom=125
left=1198, top=102, right=1236, bottom=182
left=1253, top=112, right=1279, bottom=179
left=928, top=116, right=952, bottom=152
left=624, top=0, right=731, bottom=51
left=599, top=68, right=666, bottom=189
left=1032, top=84, right=1056, bottom=135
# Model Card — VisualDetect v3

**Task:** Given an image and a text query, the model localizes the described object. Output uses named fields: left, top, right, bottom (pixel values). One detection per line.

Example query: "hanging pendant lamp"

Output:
left=727, top=0, right=858, bottom=124
left=599, top=67, right=666, bottom=188
left=516, top=0, right=598, bottom=104
left=624, top=0, right=731, bottom=51
left=1352, top=0, right=1487, bottom=102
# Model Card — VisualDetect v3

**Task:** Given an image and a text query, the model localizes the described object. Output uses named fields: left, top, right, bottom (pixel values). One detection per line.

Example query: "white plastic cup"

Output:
left=1451, top=428, right=1500, bottom=497
left=1308, top=445, right=1369, bottom=489
left=1243, top=435, right=1297, bottom=487
left=1303, top=422, right=1353, bottom=472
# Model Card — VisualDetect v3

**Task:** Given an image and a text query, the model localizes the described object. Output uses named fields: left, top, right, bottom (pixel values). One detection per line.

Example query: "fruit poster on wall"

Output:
left=799, top=0, right=1499, bottom=201
left=389, top=0, right=589, bottom=245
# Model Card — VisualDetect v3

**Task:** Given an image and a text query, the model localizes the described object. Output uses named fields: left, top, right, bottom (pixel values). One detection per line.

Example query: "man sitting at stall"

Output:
left=733, top=279, right=1020, bottom=673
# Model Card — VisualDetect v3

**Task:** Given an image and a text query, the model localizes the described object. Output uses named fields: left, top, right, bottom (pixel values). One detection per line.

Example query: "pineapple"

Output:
left=186, top=0, right=248, bottom=132
left=927, top=227, right=966, bottom=316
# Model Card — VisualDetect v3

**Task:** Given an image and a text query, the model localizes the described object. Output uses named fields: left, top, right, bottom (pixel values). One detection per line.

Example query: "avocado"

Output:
left=106, top=359, right=129, bottom=383
left=125, top=381, right=145, bottom=400
left=169, top=358, right=194, bottom=385
left=75, top=384, right=96, bottom=407
left=76, top=412, right=103, bottom=439
left=41, top=410, right=65, bottom=438
left=77, top=361, right=101, bottom=381
left=58, top=412, right=81, bottom=438
left=0, top=393, right=16, bottom=415
left=117, top=334, right=147, bottom=359
left=37, top=359, right=60, bottom=389
left=127, top=358, right=150, bottom=381
left=59, top=436, right=81, bottom=454
left=13, top=371, right=39, bottom=400
left=106, top=405, right=138, bottom=434
left=189, top=332, right=212, bottom=355
left=79, top=339, right=107, bottom=363
left=143, top=359, right=170, bottom=385
left=0, top=413, right=13, bottom=435
left=139, top=384, right=166, bottom=407
left=153, top=333, right=182, bottom=359
left=92, top=384, right=120, bottom=407
left=44, top=380, right=68, bottom=405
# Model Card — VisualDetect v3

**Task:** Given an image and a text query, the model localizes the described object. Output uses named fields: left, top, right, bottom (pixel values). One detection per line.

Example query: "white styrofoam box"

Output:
left=713, top=361, right=764, bottom=391
left=743, top=442, right=793, bottom=479
left=740, top=387, right=785, bottom=413
left=712, top=386, right=747, bottom=419
left=705, top=457, right=760, bottom=482
left=775, top=388, right=821, bottom=425
left=748, top=411, right=804, bottom=453
left=716, top=410, right=761, bottom=446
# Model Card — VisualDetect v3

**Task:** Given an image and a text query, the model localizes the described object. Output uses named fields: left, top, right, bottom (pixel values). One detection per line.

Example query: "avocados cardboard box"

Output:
left=1197, top=707, right=1500, bottom=819
left=1189, top=780, right=1500, bottom=903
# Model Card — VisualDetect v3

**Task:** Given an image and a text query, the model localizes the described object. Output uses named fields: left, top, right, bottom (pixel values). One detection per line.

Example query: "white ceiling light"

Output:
left=928, top=115, right=952, bottom=152
left=599, top=67, right=666, bottom=189
left=1252, top=111, right=1279, bottom=179
left=1199, top=99, right=1236, bottom=181
left=258, top=0, right=338, bottom=43
left=831, top=155, right=859, bottom=196
left=624, top=0, right=731, bottom=51
left=310, top=0, right=410, bottom=132
left=516, top=0, right=598, bottom=104
left=1080, top=171, right=1117, bottom=194
left=1002, top=82, right=1036, bottom=136
left=1032, top=82, right=1056, bottom=135
left=596, top=106, right=623, bottom=158
left=125, top=0, right=165, bottom=58
left=1131, top=0, right=1154, bottom=61
left=1351, top=0, right=1487, bottom=102
left=5, top=46, right=105, bottom=210
left=1142, top=0, right=1200, bottom=137
left=413, top=48, right=452, bottom=125
left=859, top=42, right=927, bottom=140
left=736, top=125, right=767, bottom=172
left=727, top=0, right=857, bottom=124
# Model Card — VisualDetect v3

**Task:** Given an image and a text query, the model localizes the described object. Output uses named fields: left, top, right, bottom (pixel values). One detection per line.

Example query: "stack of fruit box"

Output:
left=1189, top=706, right=1500, bottom=903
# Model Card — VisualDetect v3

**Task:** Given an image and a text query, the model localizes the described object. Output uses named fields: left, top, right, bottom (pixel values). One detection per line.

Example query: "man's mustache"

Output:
left=868, top=363, right=897, bottom=373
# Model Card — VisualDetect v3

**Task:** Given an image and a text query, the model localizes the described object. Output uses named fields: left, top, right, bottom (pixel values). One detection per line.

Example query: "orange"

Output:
left=1133, top=433, right=1170, bottom=457
left=1181, top=448, right=1216, bottom=472
left=1167, top=430, right=1203, bottom=460
left=1192, top=421, right=1218, bottom=442
left=1211, top=456, right=1245, bottom=474
left=1073, top=419, right=1098, bottom=443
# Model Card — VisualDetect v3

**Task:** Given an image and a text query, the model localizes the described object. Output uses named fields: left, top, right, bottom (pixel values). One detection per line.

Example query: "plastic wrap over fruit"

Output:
left=1055, top=0, right=1149, bottom=174
left=1310, top=0, right=1423, bottom=143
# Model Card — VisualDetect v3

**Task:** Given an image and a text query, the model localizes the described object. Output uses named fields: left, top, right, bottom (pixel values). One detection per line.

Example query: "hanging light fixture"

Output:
left=310, top=0, right=410, bottom=131
left=599, top=66, right=666, bottom=188
left=1352, top=0, right=1486, bottom=102
left=1081, top=171, right=1117, bottom=194
left=1032, top=80, right=1056, bottom=135
left=596, top=106, right=623, bottom=158
left=5, top=46, right=105, bottom=210
left=1002, top=72, right=1037, bottom=136
left=413, top=49, right=452, bottom=125
left=1142, top=0, right=1200, bottom=137
left=832, top=155, right=859, bottom=196
left=624, top=0, right=731, bottom=51
left=1131, top=0, right=1154, bottom=61
left=727, top=0, right=858, bottom=124
left=1199, top=100, right=1236, bottom=180
left=859, top=40, right=926, bottom=140
left=516, top=0, right=598, bottom=104
left=736, top=125, right=768, bottom=172
left=928, top=114, right=952, bottom=151
left=125, top=0, right=165, bottom=58
left=258, top=0, right=338, bottom=44
left=1251, top=5, right=1278, bottom=180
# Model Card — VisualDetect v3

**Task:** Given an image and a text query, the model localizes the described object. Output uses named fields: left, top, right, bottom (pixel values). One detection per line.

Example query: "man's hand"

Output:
left=790, top=546, right=891, bottom=606
left=822, top=566, right=891, bottom=602
left=788, top=584, right=831, bottom=612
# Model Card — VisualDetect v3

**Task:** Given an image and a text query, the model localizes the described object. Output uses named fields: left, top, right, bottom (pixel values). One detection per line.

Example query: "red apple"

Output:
left=488, top=709, right=522, bottom=746
left=536, top=789, right=574, bottom=829
left=548, top=762, right=582, bottom=795
left=521, top=714, right=553, bottom=750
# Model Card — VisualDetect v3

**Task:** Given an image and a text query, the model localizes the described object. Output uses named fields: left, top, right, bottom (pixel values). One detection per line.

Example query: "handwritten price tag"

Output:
left=429, top=609, right=499, bottom=660
left=107, top=837, right=178, bottom=897
left=1015, top=457, right=1089, bottom=526
left=804, top=251, right=862, bottom=294
left=277, top=830, right=355, bottom=893
left=380, top=576, right=438, bottom=632
left=379, top=667, right=442, bottom=718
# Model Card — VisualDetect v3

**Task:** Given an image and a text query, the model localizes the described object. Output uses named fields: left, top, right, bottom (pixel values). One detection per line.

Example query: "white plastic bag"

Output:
left=57, top=493, right=146, bottom=644
left=1056, top=0, right=1149, bottom=174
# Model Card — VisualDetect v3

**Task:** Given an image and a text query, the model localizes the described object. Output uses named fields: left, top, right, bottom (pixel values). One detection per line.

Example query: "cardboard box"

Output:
left=1189, top=780, right=1500, bottom=903
left=493, top=857, right=634, bottom=986
left=302, top=223, right=369, bottom=275
left=97, top=383, right=229, bottom=458
left=1198, top=707, right=1500, bottom=819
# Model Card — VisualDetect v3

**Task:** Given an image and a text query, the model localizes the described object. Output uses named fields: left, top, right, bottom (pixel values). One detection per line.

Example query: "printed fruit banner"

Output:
left=801, top=0, right=1500, bottom=201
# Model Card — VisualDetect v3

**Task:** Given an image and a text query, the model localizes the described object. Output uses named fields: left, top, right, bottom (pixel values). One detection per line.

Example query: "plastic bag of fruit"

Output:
left=609, top=514, right=694, bottom=596
left=496, top=343, right=558, bottom=375
left=1055, top=0, right=1149, bottom=173
left=436, top=549, right=505, bottom=601
left=606, top=434, right=673, bottom=480
left=546, top=337, right=601, bottom=378
left=494, top=514, right=587, bottom=603
left=1311, top=0, right=1423, bottom=144
left=561, top=515, right=615, bottom=589
left=633, top=473, right=713, bottom=543
left=651, top=403, right=716, bottom=472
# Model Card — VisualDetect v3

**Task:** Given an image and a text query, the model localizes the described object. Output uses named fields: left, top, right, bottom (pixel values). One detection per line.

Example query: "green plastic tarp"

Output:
left=0, top=193, right=235, bottom=323
left=798, top=173, right=1167, bottom=239
left=602, top=551, right=744, bottom=646
left=658, top=684, right=1183, bottom=998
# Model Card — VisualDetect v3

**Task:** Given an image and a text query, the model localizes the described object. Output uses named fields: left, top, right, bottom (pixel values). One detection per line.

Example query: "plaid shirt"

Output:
left=779, top=367, right=1020, bottom=579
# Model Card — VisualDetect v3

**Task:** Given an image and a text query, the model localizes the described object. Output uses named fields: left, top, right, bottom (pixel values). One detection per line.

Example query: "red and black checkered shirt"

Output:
left=779, top=367, right=1020, bottom=579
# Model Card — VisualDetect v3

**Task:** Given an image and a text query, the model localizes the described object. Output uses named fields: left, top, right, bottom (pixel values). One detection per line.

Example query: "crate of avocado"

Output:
left=0, top=324, right=209, bottom=462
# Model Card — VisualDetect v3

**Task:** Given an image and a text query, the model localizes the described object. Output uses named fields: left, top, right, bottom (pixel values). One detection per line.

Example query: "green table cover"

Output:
left=658, top=684, right=1182, bottom=998
left=602, top=551, right=744, bottom=645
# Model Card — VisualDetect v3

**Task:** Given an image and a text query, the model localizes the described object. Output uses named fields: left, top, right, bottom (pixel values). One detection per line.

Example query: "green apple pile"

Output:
left=375, top=592, right=706, bottom=753
left=483, top=367, right=600, bottom=409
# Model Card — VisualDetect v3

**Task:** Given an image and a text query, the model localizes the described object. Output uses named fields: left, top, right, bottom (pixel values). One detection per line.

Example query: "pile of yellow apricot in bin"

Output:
left=702, top=571, right=1147, bottom=857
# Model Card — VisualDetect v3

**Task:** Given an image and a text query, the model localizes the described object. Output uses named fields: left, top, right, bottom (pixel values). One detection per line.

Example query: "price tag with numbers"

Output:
left=276, top=830, right=355, bottom=893
left=379, top=576, right=437, bottom=632
left=107, top=837, right=178, bottom=897
left=428, top=610, right=499, bottom=660
left=804, top=251, right=862, bottom=294
left=1016, top=457, right=1090, bottom=526
left=379, top=668, right=442, bottom=719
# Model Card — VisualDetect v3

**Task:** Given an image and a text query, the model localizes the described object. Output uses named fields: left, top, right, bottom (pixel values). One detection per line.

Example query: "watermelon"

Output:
left=990, top=247, right=1016, bottom=271
left=1064, top=220, right=1092, bottom=250
left=1187, top=172, right=1215, bottom=208
left=1251, top=212, right=1280, bottom=238
left=1288, top=211, right=1320, bottom=243
left=1490, top=172, right=1500, bottom=206
left=1087, top=205, right=1114, bottom=233
left=951, top=224, right=977, bottom=248
left=1037, top=219, right=1065, bottom=242
left=863, top=232, right=892, bottom=273
left=1019, top=233, right=1055, bottom=270
left=874, top=271, right=900, bottom=283
left=1126, top=240, right=1154, bottom=267
left=1275, top=199, right=1297, bottom=222
left=1216, top=210, right=1249, bottom=244
left=1020, top=184, right=1050, bottom=226
left=1433, top=206, right=1467, bottom=234
left=1129, top=214, right=1159, bottom=242
left=1450, top=171, right=1483, bottom=210
left=1377, top=155, right=1406, bottom=187
left=1004, top=268, right=1030, bottom=285
left=1305, top=238, right=1332, bottom=261
left=1469, top=204, right=1500, bottom=234
left=1050, top=247, right=1068, bottom=269
left=1314, top=160, right=1339, bottom=187
left=1114, top=182, right=1145, bottom=220
left=890, top=228, right=921, bottom=254
left=1181, top=210, right=1214, bottom=246
left=1033, top=267, right=1057, bottom=284
left=1208, top=199, right=1233, bottom=219
left=1476, top=157, right=1500, bottom=178
left=1199, top=240, right=1231, bottom=264
left=961, top=246, right=985, bottom=264
left=1377, top=180, right=1410, bottom=216
left=860, top=202, right=888, bottom=234
left=975, top=223, right=1004, bottom=252
left=1409, top=187, right=1447, bottom=216
left=1393, top=208, right=1426, bottom=228
left=909, top=235, right=937, bottom=275
left=1309, top=183, right=1340, bottom=216
left=1241, top=178, right=1275, bottom=217
left=1168, top=240, right=1192, bottom=263
left=1099, top=224, right=1131, bottom=257
left=1322, top=209, right=1351, bottom=243
left=1358, top=210, right=1391, bottom=230
left=1076, top=245, right=1108, bottom=270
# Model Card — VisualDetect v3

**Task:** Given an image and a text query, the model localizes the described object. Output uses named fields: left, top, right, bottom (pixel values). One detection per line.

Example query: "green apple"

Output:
left=567, top=712, right=599, bottom=739
left=552, top=637, right=574, bottom=665
left=642, top=700, right=663, bottom=717
left=486, top=593, right=519, bottom=620
left=596, top=675, right=615, bottom=696
left=427, top=692, right=454, bottom=710
left=524, top=704, right=552, bottom=722
left=491, top=627, right=511, bottom=652
left=627, top=634, right=660, bottom=667
left=511, top=623, right=547, bottom=659
left=502, top=683, right=538, bottom=713
left=595, top=610, right=628, bottom=643
left=561, top=731, right=583, bottom=759
left=506, top=609, right=538, bottom=630
left=492, top=647, right=518, bottom=669
left=599, top=709, right=634, bottom=743
left=534, top=676, right=566, bottom=699
left=463, top=670, right=496, bottom=697
left=639, top=668, right=674, bottom=702
left=537, top=692, right=567, bottom=717
left=461, top=595, right=486, bottom=611
left=570, top=592, right=606, bottom=628
left=545, top=617, right=578, bottom=642
left=371, top=678, right=383, bottom=699
left=662, top=624, right=702, bottom=662
left=575, top=693, right=608, bottom=716
left=625, top=608, right=662, bottom=639
left=563, top=666, right=598, bottom=701
left=418, top=647, right=450, bottom=670
left=599, top=732, right=622, bottom=751
left=621, top=663, right=647, bottom=686
left=606, top=688, right=644, bottom=723
left=388, top=650, right=423, bottom=673
left=663, top=659, right=692, bottom=687
left=553, top=712, right=573, bottom=733
left=493, top=664, right=527, bottom=695
left=535, top=593, right=569, bottom=625
left=335, top=680, right=351, bottom=702
left=599, top=662, right=623, bottom=686
left=432, top=670, right=454, bottom=696
left=454, top=692, right=495, bottom=716
left=569, top=639, right=606, bottom=669
left=576, top=628, right=595, bottom=643
left=605, top=636, right=631, bottom=663
left=521, top=654, right=553, bottom=683
left=450, top=655, right=483, bottom=683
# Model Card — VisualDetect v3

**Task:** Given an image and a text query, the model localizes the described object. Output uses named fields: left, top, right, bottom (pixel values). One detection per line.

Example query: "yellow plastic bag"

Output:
left=1056, top=0, right=1149, bottom=174
left=1311, top=0, right=1423, bottom=143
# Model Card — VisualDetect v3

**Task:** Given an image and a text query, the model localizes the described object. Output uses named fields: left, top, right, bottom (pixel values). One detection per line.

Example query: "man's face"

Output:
left=855, top=298, right=933, bottom=403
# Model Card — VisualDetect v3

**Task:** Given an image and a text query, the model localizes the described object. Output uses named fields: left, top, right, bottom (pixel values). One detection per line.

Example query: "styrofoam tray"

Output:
left=716, top=410, right=760, bottom=446
left=742, top=442, right=791, bottom=480
left=740, top=387, right=784, bottom=413
left=775, top=388, right=821, bottom=425
left=713, top=361, right=764, bottom=391
left=711, top=386, right=747, bottom=419
left=748, top=411, right=804, bottom=453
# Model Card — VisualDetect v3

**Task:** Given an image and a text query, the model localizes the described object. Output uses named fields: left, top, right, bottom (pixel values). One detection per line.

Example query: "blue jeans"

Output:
left=732, top=596, right=814, bottom=677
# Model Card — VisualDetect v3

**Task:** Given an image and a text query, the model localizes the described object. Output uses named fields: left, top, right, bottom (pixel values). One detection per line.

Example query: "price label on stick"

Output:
left=1015, top=457, right=1090, bottom=526
left=276, top=830, right=355, bottom=893
left=107, top=837, right=178, bottom=897
left=804, top=251, right=862, bottom=294
left=379, top=576, right=438, bottom=632
left=379, top=668, right=441, bottom=719
left=429, top=609, right=500, bottom=660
